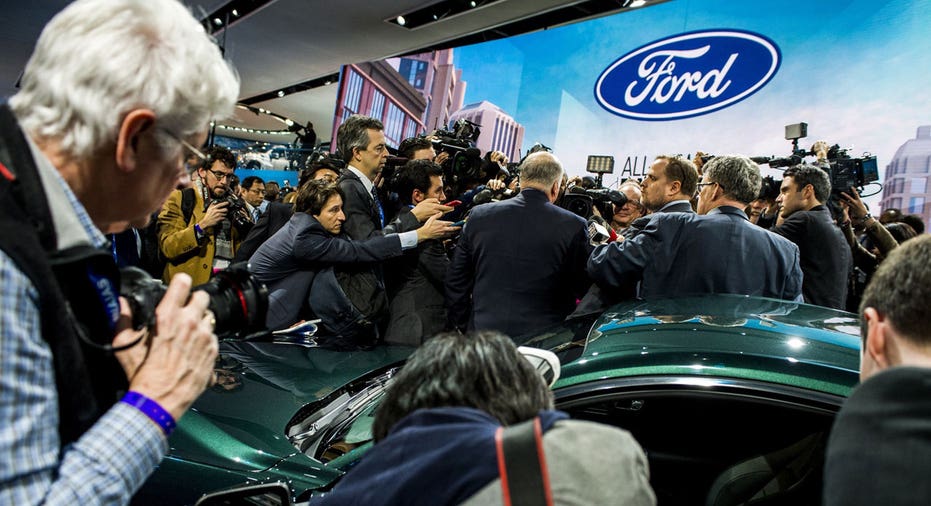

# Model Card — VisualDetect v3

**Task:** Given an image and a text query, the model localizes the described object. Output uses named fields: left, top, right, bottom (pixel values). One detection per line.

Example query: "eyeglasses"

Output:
left=696, top=181, right=717, bottom=190
left=160, top=128, right=207, bottom=163
left=207, top=168, right=233, bottom=181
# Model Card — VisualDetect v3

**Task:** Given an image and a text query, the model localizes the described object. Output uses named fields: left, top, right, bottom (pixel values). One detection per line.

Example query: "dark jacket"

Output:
left=311, top=408, right=567, bottom=506
left=248, top=212, right=403, bottom=331
left=384, top=207, right=449, bottom=345
left=234, top=201, right=293, bottom=263
left=589, top=206, right=803, bottom=301
left=445, top=188, right=592, bottom=337
left=773, top=205, right=851, bottom=309
left=824, top=367, right=931, bottom=506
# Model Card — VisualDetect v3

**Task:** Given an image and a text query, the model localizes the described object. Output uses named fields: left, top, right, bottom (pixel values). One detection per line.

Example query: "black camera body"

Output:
left=432, top=119, right=485, bottom=195
left=120, top=264, right=268, bottom=338
left=825, top=145, right=879, bottom=194
left=212, top=192, right=252, bottom=232
left=560, top=187, right=628, bottom=219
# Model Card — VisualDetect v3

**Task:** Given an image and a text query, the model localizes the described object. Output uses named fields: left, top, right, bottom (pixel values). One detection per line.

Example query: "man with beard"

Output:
left=159, top=145, right=244, bottom=284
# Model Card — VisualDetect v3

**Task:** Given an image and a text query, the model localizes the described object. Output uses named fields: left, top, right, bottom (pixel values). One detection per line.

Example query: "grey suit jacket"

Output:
left=248, top=212, right=403, bottom=330
left=588, top=206, right=803, bottom=301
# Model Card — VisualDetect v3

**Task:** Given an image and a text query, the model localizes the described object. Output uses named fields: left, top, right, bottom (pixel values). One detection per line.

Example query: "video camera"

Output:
left=561, top=186, right=628, bottom=219
left=431, top=119, right=485, bottom=193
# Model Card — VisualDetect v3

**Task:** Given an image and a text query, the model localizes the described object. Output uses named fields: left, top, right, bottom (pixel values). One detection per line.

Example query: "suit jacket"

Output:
left=234, top=201, right=294, bottom=263
left=588, top=206, right=802, bottom=301
left=772, top=205, right=850, bottom=309
left=445, top=188, right=592, bottom=337
left=338, top=168, right=419, bottom=240
left=384, top=207, right=450, bottom=345
left=248, top=212, right=403, bottom=330
left=824, top=367, right=931, bottom=506
left=158, top=188, right=241, bottom=285
left=578, top=199, right=696, bottom=313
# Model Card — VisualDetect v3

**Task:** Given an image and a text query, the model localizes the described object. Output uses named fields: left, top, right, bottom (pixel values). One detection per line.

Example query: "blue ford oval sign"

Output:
left=595, top=30, right=781, bottom=121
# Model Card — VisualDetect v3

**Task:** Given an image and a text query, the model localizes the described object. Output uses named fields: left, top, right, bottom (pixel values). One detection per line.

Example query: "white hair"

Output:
left=10, top=0, right=239, bottom=160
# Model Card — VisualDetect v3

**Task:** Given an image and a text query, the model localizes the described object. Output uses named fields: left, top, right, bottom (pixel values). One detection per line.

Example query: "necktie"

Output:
left=371, top=186, right=385, bottom=228
left=252, top=207, right=261, bottom=223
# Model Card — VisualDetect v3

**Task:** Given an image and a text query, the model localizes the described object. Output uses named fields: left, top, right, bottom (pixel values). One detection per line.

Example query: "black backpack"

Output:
left=138, top=187, right=196, bottom=279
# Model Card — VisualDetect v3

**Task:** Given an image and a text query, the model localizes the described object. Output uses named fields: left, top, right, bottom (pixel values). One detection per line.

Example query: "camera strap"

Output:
left=495, top=416, right=553, bottom=506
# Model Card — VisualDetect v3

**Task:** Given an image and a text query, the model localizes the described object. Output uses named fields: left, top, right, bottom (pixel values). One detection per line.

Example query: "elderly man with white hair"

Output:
left=0, top=0, right=238, bottom=503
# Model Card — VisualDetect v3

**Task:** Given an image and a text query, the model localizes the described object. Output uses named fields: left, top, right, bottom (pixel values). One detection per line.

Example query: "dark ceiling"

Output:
left=2, top=0, right=662, bottom=145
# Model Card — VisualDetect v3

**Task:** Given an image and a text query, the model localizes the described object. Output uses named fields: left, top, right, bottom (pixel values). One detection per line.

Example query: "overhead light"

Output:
left=285, top=119, right=294, bottom=126
left=277, top=90, right=285, bottom=97
left=629, top=0, right=647, bottom=7
left=212, top=17, right=223, bottom=26
left=231, top=9, right=239, bottom=16
left=388, top=0, right=502, bottom=30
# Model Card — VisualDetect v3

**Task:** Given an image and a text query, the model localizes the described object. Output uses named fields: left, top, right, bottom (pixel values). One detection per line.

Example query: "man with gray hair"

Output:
left=772, top=165, right=851, bottom=309
left=588, top=155, right=802, bottom=301
left=446, top=152, right=592, bottom=336
left=0, top=0, right=237, bottom=503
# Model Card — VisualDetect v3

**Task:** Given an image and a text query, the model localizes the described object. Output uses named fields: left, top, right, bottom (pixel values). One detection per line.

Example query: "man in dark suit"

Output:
left=824, top=235, right=931, bottom=506
left=384, top=160, right=451, bottom=345
left=446, top=152, right=592, bottom=337
left=623, top=155, right=698, bottom=239
left=772, top=165, right=850, bottom=309
left=334, top=115, right=452, bottom=334
left=248, top=181, right=453, bottom=334
left=588, top=155, right=802, bottom=301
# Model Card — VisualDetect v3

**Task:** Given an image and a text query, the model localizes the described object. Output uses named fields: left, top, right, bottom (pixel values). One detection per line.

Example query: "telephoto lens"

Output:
left=120, top=263, right=268, bottom=337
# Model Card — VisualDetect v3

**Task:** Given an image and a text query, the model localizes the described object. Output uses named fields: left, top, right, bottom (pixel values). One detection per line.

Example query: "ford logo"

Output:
left=595, top=30, right=781, bottom=121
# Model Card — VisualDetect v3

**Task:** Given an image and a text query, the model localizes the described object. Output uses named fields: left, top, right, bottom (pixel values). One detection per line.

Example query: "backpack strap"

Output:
left=181, top=186, right=196, bottom=225
left=495, top=416, right=553, bottom=506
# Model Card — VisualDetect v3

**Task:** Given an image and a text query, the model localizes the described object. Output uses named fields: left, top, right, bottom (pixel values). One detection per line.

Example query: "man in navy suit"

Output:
left=772, top=165, right=850, bottom=309
left=588, top=155, right=802, bottom=301
left=446, top=152, right=592, bottom=337
left=623, top=155, right=698, bottom=239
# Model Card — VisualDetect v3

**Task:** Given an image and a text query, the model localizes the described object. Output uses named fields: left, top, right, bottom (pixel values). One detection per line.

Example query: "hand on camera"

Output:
left=839, top=187, right=868, bottom=220
left=114, top=273, right=218, bottom=421
left=200, top=200, right=229, bottom=229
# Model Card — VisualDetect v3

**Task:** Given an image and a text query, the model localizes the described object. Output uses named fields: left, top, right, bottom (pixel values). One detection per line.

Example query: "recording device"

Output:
left=120, top=264, right=269, bottom=338
left=757, top=175, right=781, bottom=201
left=472, top=186, right=516, bottom=206
left=560, top=186, right=628, bottom=219
left=431, top=119, right=485, bottom=193
left=211, top=192, right=252, bottom=232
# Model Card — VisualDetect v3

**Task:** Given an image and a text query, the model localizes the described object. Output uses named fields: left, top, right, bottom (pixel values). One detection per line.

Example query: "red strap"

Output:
left=533, top=417, right=554, bottom=506
left=0, top=161, right=15, bottom=181
left=495, top=426, right=512, bottom=506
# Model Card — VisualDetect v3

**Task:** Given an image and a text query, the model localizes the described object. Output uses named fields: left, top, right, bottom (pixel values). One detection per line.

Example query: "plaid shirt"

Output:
left=0, top=164, right=166, bottom=504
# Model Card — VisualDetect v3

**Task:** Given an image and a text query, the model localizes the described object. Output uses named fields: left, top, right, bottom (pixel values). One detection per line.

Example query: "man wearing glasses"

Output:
left=588, top=155, right=802, bottom=301
left=0, top=0, right=237, bottom=503
left=240, top=176, right=267, bottom=222
left=159, top=145, right=244, bottom=285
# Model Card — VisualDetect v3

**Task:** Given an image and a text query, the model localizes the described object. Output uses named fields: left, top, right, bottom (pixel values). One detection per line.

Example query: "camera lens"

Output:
left=120, top=264, right=268, bottom=337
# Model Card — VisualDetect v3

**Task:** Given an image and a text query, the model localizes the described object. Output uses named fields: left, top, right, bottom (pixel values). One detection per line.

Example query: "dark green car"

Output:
left=134, top=294, right=861, bottom=505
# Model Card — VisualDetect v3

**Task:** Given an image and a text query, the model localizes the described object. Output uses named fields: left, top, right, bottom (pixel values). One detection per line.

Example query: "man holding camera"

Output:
left=772, top=165, right=851, bottom=309
left=0, top=0, right=237, bottom=503
left=159, top=146, right=246, bottom=285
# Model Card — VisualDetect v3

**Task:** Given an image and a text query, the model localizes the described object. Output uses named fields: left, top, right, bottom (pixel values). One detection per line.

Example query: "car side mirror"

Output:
left=195, top=482, right=293, bottom=506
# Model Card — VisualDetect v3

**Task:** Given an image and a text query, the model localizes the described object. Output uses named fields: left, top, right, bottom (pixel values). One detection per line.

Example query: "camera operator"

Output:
left=0, top=0, right=237, bottom=503
left=772, top=165, right=851, bottom=309
left=159, top=145, right=248, bottom=285
left=748, top=176, right=780, bottom=228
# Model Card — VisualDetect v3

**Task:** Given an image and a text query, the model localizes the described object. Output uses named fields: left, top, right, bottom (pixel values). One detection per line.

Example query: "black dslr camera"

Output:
left=120, top=263, right=268, bottom=338
left=211, top=192, right=252, bottom=232
left=560, top=186, right=629, bottom=219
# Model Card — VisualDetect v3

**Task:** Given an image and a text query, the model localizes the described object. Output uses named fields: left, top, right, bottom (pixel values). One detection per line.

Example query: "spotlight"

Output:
left=231, top=9, right=239, bottom=16
left=277, top=90, right=285, bottom=97
left=629, top=0, right=647, bottom=7
left=213, top=17, right=223, bottom=26
left=396, top=15, right=406, bottom=26
left=469, top=1, right=477, bottom=6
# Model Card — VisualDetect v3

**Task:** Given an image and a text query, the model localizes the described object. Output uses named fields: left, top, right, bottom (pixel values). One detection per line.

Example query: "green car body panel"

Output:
left=134, top=295, right=861, bottom=504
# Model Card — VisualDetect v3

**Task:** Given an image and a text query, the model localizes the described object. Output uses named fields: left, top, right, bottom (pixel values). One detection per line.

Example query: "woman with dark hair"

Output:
left=313, top=332, right=655, bottom=505
left=248, top=180, right=454, bottom=340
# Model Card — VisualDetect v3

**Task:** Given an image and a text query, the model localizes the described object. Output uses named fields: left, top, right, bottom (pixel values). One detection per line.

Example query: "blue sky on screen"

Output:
left=452, top=0, right=931, bottom=202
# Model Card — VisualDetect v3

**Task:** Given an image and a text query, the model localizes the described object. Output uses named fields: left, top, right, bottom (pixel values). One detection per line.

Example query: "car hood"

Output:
left=519, top=295, right=861, bottom=397
left=168, top=340, right=413, bottom=475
